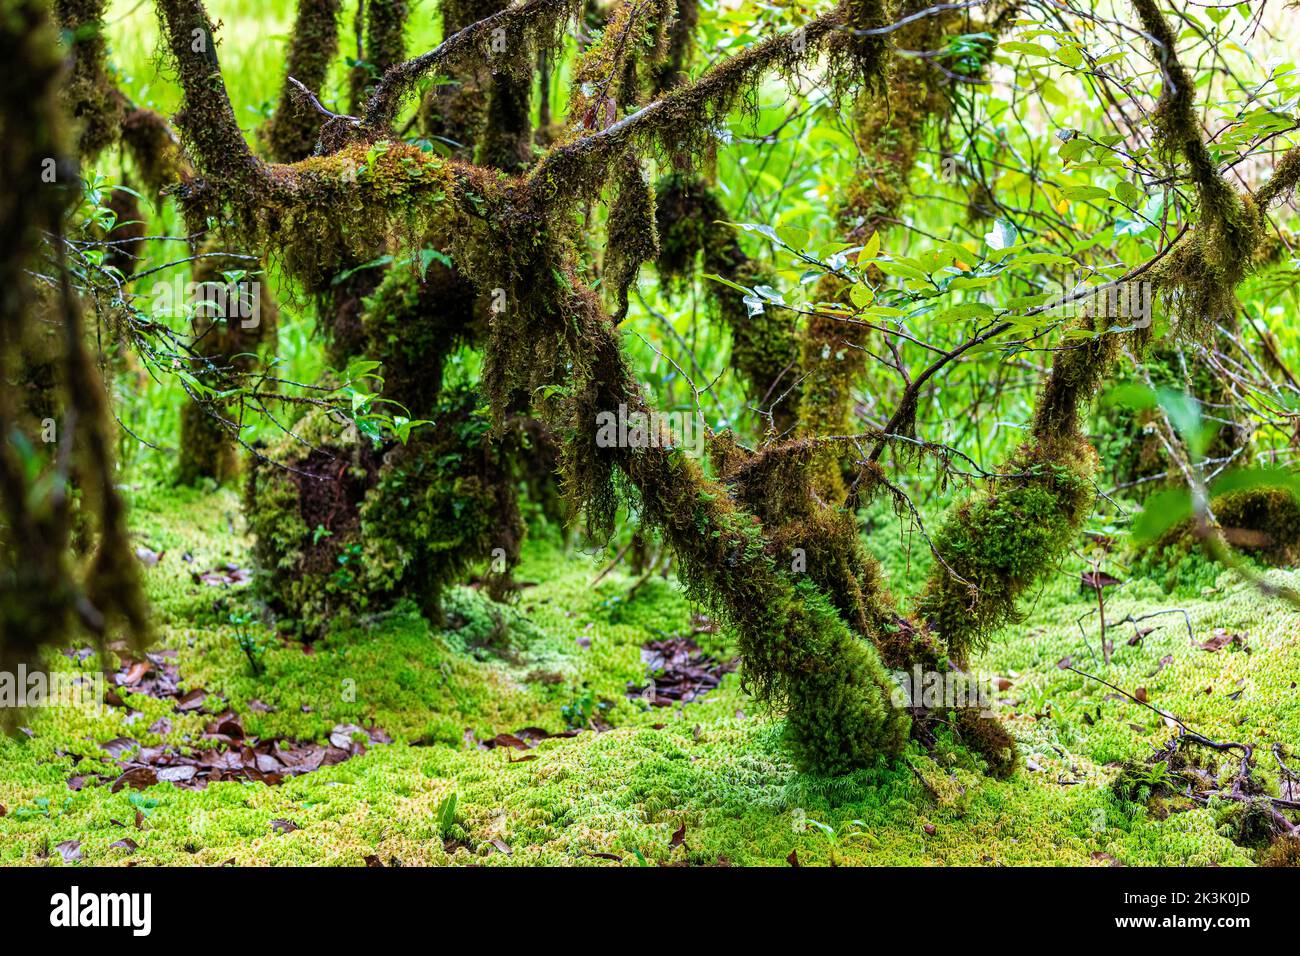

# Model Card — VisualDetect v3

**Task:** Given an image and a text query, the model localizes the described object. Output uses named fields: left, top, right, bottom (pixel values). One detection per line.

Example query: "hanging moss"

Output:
left=144, top=0, right=1216, bottom=779
left=120, top=106, right=193, bottom=197
left=416, top=0, right=500, bottom=159
left=825, top=0, right=895, bottom=99
left=248, top=142, right=460, bottom=291
left=359, top=256, right=481, bottom=412
left=349, top=0, right=410, bottom=116
left=655, top=174, right=801, bottom=431
left=1131, top=0, right=1264, bottom=337
left=54, top=0, right=125, bottom=158
left=563, top=0, right=674, bottom=132
left=477, top=43, right=536, bottom=171
left=262, top=0, right=342, bottom=163
left=651, top=0, right=696, bottom=94
left=359, top=0, right=581, bottom=133
left=602, top=152, right=658, bottom=322
left=473, top=246, right=911, bottom=770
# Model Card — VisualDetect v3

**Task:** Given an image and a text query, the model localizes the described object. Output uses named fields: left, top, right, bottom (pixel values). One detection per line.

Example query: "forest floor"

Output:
left=2, top=485, right=1298, bottom=866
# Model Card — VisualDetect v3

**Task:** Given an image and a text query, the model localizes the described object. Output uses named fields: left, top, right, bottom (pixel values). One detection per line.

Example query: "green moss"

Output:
left=349, top=0, right=409, bottom=116
left=620, top=422, right=910, bottom=773
left=245, top=406, right=379, bottom=637
left=1130, top=536, right=1236, bottom=596
left=797, top=303, right=867, bottom=498
left=359, top=258, right=479, bottom=413
left=655, top=174, right=801, bottom=430
left=713, top=433, right=896, bottom=644
left=359, top=387, right=525, bottom=619
left=55, top=0, right=126, bottom=158
left=1261, top=836, right=1300, bottom=867
left=245, top=387, right=522, bottom=638
left=7, top=481, right=1297, bottom=865
left=563, top=0, right=674, bottom=133
left=602, top=153, right=658, bottom=322
left=915, top=442, right=1096, bottom=664
left=261, top=0, right=342, bottom=162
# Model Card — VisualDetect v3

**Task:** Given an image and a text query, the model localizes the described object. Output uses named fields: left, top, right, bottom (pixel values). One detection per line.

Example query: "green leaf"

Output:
left=703, top=273, right=754, bottom=296
left=1132, top=488, right=1194, bottom=543
left=1002, top=40, right=1051, bottom=57
left=417, top=248, right=452, bottom=277
left=874, top=258, right=930, bottom=282
left=984, top=219, right=1018, bottom=250
left=936, top=302, right=995, bottom=322
left=1059, top=138, right=1089, bottom=163
left=1115, top=180, right=1142, bottom=205
left=1060, top=184, right=1110, bottom=202
left=857, top=231, right=881, bottom=265
left=1156, top=388, right=1203, bottom=454
left=1102, top=382, right=1157, bottom=410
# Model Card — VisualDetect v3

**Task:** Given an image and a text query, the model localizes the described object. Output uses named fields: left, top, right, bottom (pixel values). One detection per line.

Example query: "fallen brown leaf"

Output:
left=1200, top=629, right=1247, bottom=653
left=110, top=767, right=158, bottom=792
left=628, top=636, right=738, bottom=706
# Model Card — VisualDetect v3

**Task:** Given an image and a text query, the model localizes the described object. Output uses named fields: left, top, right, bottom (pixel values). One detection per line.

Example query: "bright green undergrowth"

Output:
left=1, top=485, right=1296, bottom=866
